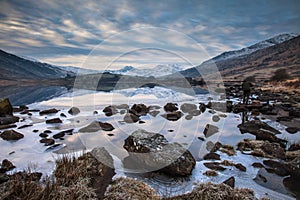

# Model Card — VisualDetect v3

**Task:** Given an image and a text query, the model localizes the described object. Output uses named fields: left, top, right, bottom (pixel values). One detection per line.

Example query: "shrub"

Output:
left=271, top=69, right=290, bottom=81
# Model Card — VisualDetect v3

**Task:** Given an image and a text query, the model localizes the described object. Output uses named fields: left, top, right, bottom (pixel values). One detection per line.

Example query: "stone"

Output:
left=235, top=163, right=247, bottom=172
left=238, top=120, right=286, bottom=147
left=252, top=162, right=264, bottom=168
left=261, top=142, right=286, bottom=160
left=17, top=124, right=33, bottom=129
left=103, top=105, right=118, bottom=116
left=212, top=115, right=220, bottom=122
left=0, top=130, right=24, bottom=141
left=0, top=98, right=13, bottom=116
left=124, top=113, right=139, bottom=123
left=149, top=110, right=160, bottom=117
left=203, top=170, right=218, bottom=177
left=289, top=109, right=300, bottom=118
left=203, top=152, right=221, bottom=160
left=219, top=145, right=236, bottom=156
left=53, top=132, right=65, bottom=139
left=164, top=103, right=178, bottom=112
left=286, top=127, right=299, bottom=134
left=39, top=108, right=59, bottom=115
left=68, top=107, right=80, bottom=115
left=0, top=115, right=19, bottom=125
left=0, top=124, right=17, bottom=130
left=199, top=103, right=206, bottom=113
left=223, top=176, right=235, bottom=188
left=286, top=150, right=300, bottom=160
left=1, top=159, right=15, bottom=172
left=60, top=113, right=67, bottom=117
left=40, top=138, right=55, bottom=146
left=203, top=124, right=219, bottom=138
left=79, top=121, right=114, bottom=132
left=263, top=160, right=289, bottom=176
left=283, top=176, right=300, bottom=199
left=39, top=133, right=48, bottom=138
left=130, top=104, right=149, bottom=117
left=46, top=118, right=62, bottom=124
left=203, top=162, right=226, bottom=171
left=180, top=103, right=197, bottom=113
left=286, top=156, right=300, bottom=177
left=161, top=111, right=183, bottom=121
left=123, top=129, right=195, bottom=176
left=43, top=130, right=52, bottom=134
left=0, top=173, right=9, bottom=184
left=185, top=115, right=193, bottom=120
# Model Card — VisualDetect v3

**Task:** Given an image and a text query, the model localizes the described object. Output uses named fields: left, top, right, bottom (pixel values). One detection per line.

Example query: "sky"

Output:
left=0, top=0, right=299, bottom=70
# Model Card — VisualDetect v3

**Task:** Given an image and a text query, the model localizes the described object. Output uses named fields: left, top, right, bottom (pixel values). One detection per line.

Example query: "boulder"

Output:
left=238, top=120, right=286, bottom=147
left=68, top=107, right=80, bottom=115
left=39, top=108, right=59, bottom=115
left=123, top=129, right=195, bottom=176
left=161, top=111, right=183, bottom=121
left=103, top=105, right=118, bottom=116
left=203, top=152, right=221, bottom=160
left=235, top=163, right=247, bottom=172
left=223, top=176, right=235, bottom=188
left=203, top=170, right=218, bottom=177
left=288, top=143, right=300, bottom=151
left=286, top=127, right=299, bottom=134
left=79, top=121, right=114, bottom=132
left=0, top=98, right=13, bottom=116
left=129, top=104, right=149, bottom=117
left=199, top=103, right=206, bottom=113
left=40, top=138, right=55, bottom=146
left=203, top=162, right=226, bottom=171
left=203, top=124, right=219, bottom=138
left=53, top=132, right=65, bottom=139
left=212, top=115, right=220, bottom=122
left=0, top=130, right=24, bottom=141
left=163, top=103, right=178, bottom=112
left=124, top=113, right=139, bottom=123
left=45, top=118, right=62, bottom=124
left=261, top=142, right=286, bottom=160
left=180, top=103, right=197, bottom=113
left=1, top=159, right=15, bottom=172
left=0, top=116, right=19, bottom=125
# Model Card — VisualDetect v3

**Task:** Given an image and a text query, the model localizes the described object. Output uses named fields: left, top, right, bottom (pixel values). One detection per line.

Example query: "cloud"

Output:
left=0, top=0, right=299, bottom=69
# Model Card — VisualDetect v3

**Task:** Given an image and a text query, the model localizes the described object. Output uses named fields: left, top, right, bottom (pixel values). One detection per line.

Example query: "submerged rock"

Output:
left=180, top=103, right=197, bottom=113
left=203, top=124, right=219, bottom=138
left=0, top=130, right=24, bottom=141
left=39, top=108, right=59, bottom=115
left=68, top=107, right=80, bottom=115
left=79, top=121, right=115, bottom=132
left=203, top=162, right=226, bottom=171
left=161, top=111, right=183, bottom=121
left=123, top=129, right=195, bottom=176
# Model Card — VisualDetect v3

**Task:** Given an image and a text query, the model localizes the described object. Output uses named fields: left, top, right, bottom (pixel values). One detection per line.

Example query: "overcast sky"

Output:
left=0, top=0, right=299, bottom=70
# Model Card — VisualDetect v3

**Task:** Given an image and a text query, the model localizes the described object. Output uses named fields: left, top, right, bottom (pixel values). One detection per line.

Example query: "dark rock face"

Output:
left=164, top=103, right=178, bottom=112
left=161, top=111, right=183, bottom=121
left=263, top=160, right=289, bottom=176
left=203, top=124, right=219, bottom=138
left=39, top=108, right=59, bottom=115
left=123, top=129, right=196, bottom=176
left=223, top=176, right=235, bottom=188
left=0, top=130, right=24, bottom=141
left=129, top=104, right=149, bottom=117
left=0, top=98, right=13, bottom=116
left=238, top=120, right=286, bottom=147
left=45, top=118, right=62, bottom=124
left=79, top=121, right=114, bottom=132
left=68, top=107, right=80, bottom=115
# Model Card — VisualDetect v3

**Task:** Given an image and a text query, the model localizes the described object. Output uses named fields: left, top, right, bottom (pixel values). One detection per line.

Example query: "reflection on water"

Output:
left=0, top=85, right=69, bottom=105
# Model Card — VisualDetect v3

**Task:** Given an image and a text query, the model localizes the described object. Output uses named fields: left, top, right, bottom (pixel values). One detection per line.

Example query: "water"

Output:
left=1, top=87, right=299, bottom=199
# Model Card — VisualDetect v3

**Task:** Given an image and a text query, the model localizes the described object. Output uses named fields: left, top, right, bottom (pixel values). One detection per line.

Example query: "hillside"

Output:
left=177, top=34, right=300, bottom=81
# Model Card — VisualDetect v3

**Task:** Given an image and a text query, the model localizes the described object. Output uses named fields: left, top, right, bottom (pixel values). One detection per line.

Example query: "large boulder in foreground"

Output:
left=123, top=129, right=195, bottom=176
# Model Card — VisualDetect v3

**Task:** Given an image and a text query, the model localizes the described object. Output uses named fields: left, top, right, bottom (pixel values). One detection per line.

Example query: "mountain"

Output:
left=0, top=49, right=75, bottom=80
left=178, top=33, right=299, bottom=79
left=55, top=65, right=101, bottom=75
left=105, top=64, right=185, bottom=77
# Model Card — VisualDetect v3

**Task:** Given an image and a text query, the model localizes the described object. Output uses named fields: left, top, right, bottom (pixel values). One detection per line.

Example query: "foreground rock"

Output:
left=39, top=108, right=59, bottom=115
left=0, top=98, right=19, bottom=125
left=0, top=130, right=24, bottom=141
left=79, top=121, right=115, bottom=132
left=123, top=129, right=195, bottom=176
left=203, top=124, right=219, bottom=138
left=68, top=107, right=80, bottom=115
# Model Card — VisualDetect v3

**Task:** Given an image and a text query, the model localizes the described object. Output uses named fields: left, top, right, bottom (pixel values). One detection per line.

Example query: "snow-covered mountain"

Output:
left=205, top=33, right=298, bottom=64
left=105, top=64, right=185, bottom=77
left=55, top=65, right=101, bottom=75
